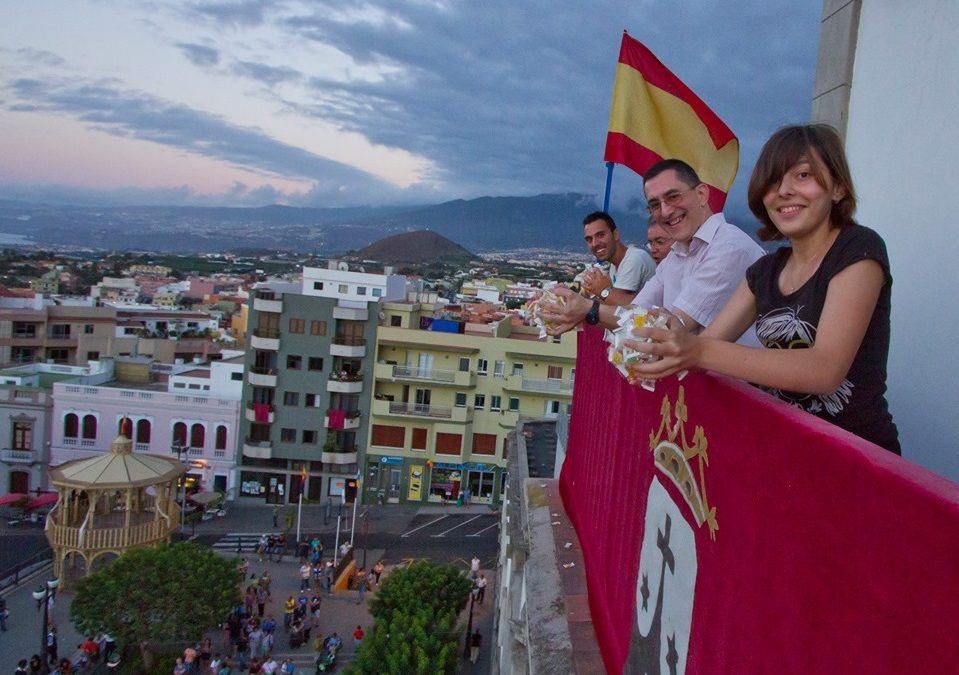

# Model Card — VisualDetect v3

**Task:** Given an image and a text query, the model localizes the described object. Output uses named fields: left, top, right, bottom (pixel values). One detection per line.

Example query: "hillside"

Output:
left=350, top=230, right=473, bottom=264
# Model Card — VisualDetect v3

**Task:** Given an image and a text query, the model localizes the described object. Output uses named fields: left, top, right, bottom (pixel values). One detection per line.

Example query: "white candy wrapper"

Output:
left=604, top=306, right=673, bottom=391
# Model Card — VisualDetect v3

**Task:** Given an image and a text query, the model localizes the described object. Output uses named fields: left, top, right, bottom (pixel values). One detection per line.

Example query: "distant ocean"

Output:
left=0, top=232, right=33, bottom=245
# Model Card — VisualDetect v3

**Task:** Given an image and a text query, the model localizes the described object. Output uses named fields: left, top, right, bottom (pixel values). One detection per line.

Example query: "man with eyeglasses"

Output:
left=646, top=218, right=672, bottom=265
left=541, top=158, right=762, bottom=336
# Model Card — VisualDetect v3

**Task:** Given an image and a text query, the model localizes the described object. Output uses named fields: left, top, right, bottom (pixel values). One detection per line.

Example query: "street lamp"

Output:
left=171, top=442, right=187, bottom=538
left=32, top=577, right=59, bottom=665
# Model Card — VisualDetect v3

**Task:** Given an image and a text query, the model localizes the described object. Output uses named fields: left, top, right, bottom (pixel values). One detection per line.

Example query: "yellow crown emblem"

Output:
left=649, top=386, right=718, bottom=540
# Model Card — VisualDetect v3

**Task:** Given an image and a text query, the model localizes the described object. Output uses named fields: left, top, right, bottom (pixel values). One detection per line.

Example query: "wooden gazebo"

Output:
left=45, top=434, right=185, bottom=587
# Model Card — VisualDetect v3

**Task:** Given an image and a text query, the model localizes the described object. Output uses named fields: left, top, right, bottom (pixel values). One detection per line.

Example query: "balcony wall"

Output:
left=371, top=399, right=473, bottom=423
left=330, top=337, right=366, bottom=358
left=558, top=329, right=959, bottom=674
left=250, top=330, right=280, bottom=351
left=327, top=376, right=364, bottom=394
left=502, top=374, right=574, bottom=397
left=1, top=448, right=35, bottom=463
left=333, top=306, right=369, bottom=321
left=244, top=405, right=275, bottom=424
left=321, top=451, right=359, bottom=465
left=252, top=297, right=284, bottom=314
left=324, top=411, right=361, bottom=430
left=373, top=362, right=476, bottom=388
left=242, top=440, right=273, bottom=459
left=247, top=369, right=277, bottom=387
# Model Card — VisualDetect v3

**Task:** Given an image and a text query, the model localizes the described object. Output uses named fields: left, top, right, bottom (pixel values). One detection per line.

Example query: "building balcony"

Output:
left=321, top=450, right=359, bottom=465
left=330, top=336, right=366, bottom=358
left=250, top=329, right=280, bottom=351
left=1, top=448, right=35, bottom=464
left=253, top=296, right=284, bottom=314
left=243, top=439, right=274, bottom=459
left=373, top=362, right=476, bottom=388
left=245, top=404, right=275, bottom=423
left=497, top=410, right=520, bottom=428
left=324, top=409, right=362, bottom=430
left=372, top=399, right=474, bottom=423
left=327, top=373, right=364, bottom=394
left=502, top=374, right=575, bottom=397
left=333, top=306, right=369, bottom=321
left=248, top=367, right=277, bottom=387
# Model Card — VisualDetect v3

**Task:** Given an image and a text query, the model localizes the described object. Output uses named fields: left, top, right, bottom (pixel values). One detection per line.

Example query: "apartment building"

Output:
left=238, top=265, right=405, bottom=504
left=365, top=300, right=576, bottom=507
left=49, top=354, right=243, bottom=497
left=0, top=300, right=117, bottom=366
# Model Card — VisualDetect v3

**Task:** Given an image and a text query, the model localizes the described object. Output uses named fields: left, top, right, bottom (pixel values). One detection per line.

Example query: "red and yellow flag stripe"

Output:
left=604, top=33, right=739, bottom=212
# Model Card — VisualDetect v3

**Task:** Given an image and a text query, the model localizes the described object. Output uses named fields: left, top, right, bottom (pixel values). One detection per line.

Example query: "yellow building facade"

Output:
left=363, top=300, right=576, bottom=506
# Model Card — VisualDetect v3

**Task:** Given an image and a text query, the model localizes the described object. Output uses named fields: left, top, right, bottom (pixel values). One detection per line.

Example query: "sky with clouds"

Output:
left=0, top=1, right=822, bottom=210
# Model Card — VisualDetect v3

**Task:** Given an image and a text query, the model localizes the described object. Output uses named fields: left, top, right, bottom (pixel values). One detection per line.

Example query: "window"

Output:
left=311, top=320, right=326, bottom=336
left=289, top=318, right=305, bottom=333
left=371, top=424, right=405, bottom=448
left=308, top=357, right=324, bottom=371
left=118, top=417, right=133, bottom=437
left=512, top=363, right=524, bottom=376
left=281, top=428, right=296, bottom=442
left=357, top=286, right=367, bottom=296
left=474, top=394, right=486, bottom=410
left=48, top=348, right=68, bottom=364
left=508, top=397, right=520, bottom=412
left=287, top=355, right=302, bottom=369
left=231, top=372, right=243, bottom=381
left=477, top=359, right=488, bottom=375
left=411, top=428, right=428, bottom=450
left=458, top=357, right=470, bottom=372
left=64, top=414, right=79, bottom=439
left=190, top=423, right=205, bottom=448
left=490, top=395, right=502, bottom=412
left=390, top=315, right=402, bottom=327
left=338, top=284, right=348, bottom=294
left=283, top=391, right=300, bottom=406
left=132, top=419, right=151, bottom=444
left=305, top=393, right=320, bottom=408
left=188, top=383, right=201, bottom=390
left=493, top=360, right=505, bottom=378
left=372, top=288, right=382, bottom=297
left=86, top=351, right=100, bottom=361
left=84, top=324, right=94, bottom=334
left=547, top=365, right=564, bottom=380
left=215, top=425, right=227, bottom=450
left=12, top=421, right=32, bottom=450
left=174, top=382, right=186, bottom=389
left=302, top=429, right=318, bottom=444
left=471, top=433, right=497, bottom=456
left=454, top=392, right=467, bottom=407
left=436, top=432, right=462, bottom=455
left=172, top=422, right=187, bottom=446
left=82, top=414, right=97, bottom=440
left=313, top=281, right=324, bottom=290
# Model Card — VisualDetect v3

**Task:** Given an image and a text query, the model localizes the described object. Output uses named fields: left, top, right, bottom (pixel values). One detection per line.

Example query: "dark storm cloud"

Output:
left=2, top=75, right=400, bottom=205
left=177, top=42, right=220, bottom=67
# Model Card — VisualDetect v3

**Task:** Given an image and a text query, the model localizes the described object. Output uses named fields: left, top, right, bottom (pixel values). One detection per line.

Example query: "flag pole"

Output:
left=602, top=161, right=615, bottom=212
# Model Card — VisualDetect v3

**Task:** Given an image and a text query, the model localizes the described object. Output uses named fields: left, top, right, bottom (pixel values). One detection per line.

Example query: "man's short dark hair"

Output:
left=582, top=211, right=616, bottom=232
left=644, top=159, right=701, bottom=188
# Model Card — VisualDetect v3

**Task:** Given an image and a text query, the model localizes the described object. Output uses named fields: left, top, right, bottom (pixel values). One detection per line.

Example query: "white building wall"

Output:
left=843, top=0, right=959, bottom=479
left=301, top=266, right=406, bottom=303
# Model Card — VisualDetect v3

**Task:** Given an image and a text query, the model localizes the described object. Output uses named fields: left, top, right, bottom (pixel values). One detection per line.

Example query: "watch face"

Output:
left=600, top=287, right=610, bottom=298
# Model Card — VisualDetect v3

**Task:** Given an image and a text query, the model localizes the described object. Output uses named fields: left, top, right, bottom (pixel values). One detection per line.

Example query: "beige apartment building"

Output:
left=365, top=299, right=576, bottom=507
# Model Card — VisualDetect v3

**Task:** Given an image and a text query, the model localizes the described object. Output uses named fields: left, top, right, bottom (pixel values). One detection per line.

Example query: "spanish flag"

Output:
left=604, top=33, right=739, bottom=212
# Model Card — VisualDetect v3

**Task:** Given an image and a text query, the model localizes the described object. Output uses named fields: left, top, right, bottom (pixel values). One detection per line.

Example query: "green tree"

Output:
left=70, top=542, right=240, bottom=670
left=347, top=561, right=471, bottom=675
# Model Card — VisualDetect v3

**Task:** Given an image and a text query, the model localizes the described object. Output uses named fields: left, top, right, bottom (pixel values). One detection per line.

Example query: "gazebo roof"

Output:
left=49, top=434, right=186, bottom=489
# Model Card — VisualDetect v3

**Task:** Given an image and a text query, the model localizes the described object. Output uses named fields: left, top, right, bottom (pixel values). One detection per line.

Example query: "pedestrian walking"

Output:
left=470, top=629, right=482, bottom=664
left=476, top=574, right=487, bottom=605
left=352, top=625, right=364, bottom=647
left=0, top=594, right=8, bottom=632
left=272, top=506, right=278, bottom=528
left=470, top=555, right=480, bottom=579
left=46, top=625, right=58, bottom=665
left=355, top=570, right=367, bottom=604
left=373, top=560, right=385, bottom=585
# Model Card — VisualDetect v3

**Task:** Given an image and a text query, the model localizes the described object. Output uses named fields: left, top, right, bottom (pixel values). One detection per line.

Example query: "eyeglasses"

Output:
left=645, top=187, right=695, bottom=214
left=647, top=237, right=671, bottom=247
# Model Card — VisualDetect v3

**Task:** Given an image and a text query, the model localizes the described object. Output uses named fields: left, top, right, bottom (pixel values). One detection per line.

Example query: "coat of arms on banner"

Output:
left=625, top=386, right=716, bottom=675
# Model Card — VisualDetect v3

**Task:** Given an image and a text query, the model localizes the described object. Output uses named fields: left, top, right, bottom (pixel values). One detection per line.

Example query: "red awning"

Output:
left=25, top=493, right=59, bottom=509
left=0, top=493, right=28, bottom=506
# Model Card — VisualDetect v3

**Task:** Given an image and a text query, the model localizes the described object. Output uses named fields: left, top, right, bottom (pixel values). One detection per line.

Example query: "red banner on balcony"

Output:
left=560, top=328, right=959, bottom=674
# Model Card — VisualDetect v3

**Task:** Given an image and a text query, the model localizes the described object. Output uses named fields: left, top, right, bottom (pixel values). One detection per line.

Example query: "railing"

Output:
left=0, top=546, right=53, bottom=593
left=251, top=366, right=276, bottom=375
left=388, top=402, right=453, bottom=418
left=252, top=328, right=281, bottom=339
left=559, top=328, right=959, bottom=674
left=326, top=409, right=362, bottom=420
left=46, top=512, right=179, bottom=550
left=1, top=448, right=33, bottom=462
left=329, top=372, right=363, bottom=382
left=392, top=365, right=456, bottom=382
left=520, top=377, right=574, bottom=394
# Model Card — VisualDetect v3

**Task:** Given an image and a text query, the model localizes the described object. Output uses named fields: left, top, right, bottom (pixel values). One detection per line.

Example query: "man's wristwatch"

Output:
left=585, top=300, right=601, bottom=325
left=599, top=287, right=611, bottom=301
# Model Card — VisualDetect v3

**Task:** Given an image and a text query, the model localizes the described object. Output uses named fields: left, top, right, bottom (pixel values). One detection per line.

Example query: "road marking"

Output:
left=400, top=515, right=448, bottom=537
left=432, top=514, right=483, bottom=537
left=466, top=521, right=500, bottom=537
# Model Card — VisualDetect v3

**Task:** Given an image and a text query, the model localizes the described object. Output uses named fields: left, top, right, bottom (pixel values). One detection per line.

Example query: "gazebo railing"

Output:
left=46, top=503, right=181, bottom=550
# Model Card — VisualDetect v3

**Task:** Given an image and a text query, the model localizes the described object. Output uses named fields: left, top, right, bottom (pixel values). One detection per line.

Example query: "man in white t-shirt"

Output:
left=580, top=211, right=656, bottom=307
